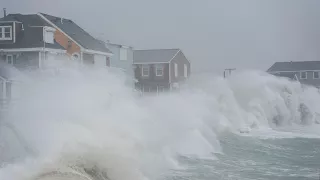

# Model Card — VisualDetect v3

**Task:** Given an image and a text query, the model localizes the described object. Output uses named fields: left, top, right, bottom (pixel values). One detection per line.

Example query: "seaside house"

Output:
left=267, top=61, right=320, bottom=88
left=133, top=49, right=191, bottom=93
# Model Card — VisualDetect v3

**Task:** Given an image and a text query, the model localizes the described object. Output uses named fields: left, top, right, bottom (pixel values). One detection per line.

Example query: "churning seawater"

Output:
left=1, top=63, right=320, bottom=180
left=167, top=133, right=320, bottom=180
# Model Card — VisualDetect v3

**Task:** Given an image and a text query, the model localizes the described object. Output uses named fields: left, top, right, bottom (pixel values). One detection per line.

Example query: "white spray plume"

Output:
left=0, top=64, right=320, bottom=180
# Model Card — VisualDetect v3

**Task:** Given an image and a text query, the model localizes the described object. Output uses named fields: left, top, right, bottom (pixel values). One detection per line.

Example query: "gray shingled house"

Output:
left=38, top=13, right=112, bottom=65
left=0, top=11, right=112, bottom=102
left=0, top=13, right=66, bottom=69
left=267, top=61, right=320, bottom=87
left=133, top=49, right=191, bottom=93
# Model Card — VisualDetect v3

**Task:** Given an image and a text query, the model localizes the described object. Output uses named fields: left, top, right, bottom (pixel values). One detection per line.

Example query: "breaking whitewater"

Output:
left=1, top=64, right=320, bottom=180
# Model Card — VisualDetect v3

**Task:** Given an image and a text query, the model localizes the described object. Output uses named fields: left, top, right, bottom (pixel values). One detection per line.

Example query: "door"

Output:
left=6, top=55, right=13, bottom=65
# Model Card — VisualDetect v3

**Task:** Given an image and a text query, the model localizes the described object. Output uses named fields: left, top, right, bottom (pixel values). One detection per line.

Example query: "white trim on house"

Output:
left=313, top=71, right=320, bottom=79
left=174, top=63, right=178, bottom=77
left=169, top=62, right=172, bottom=84
left=0, top=48, right=66, bottom=53
left=37, top=13, right=84, bottom=49
left=300, top=71, right=307, bottom=79
left=269, top=70, right=320, bottom=73
left=184, top=64, right=188, bottom=78
left=133, top=49, right=184, bottom=65
left=134, top=62, right=170, bottom=65
left=0, top=26, right=13, bottom=40
left=0, top=21, right=22, bottom=23
left=82, top=49, right=113, bottom=56
left=38, top=51, right=42, bottom=69
left=38, top=13, right=113, bottom=57
left=13, top=22, right=16, bottom=43
left=294, top=74, right=300, bottom=81
left=1, top=80, right=6, bottom=99
left=168, top=49, right=181, bottom=63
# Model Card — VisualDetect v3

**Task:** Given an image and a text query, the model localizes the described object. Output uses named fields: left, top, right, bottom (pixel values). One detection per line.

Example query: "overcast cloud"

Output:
left=2, top=0, right=320, bottom=74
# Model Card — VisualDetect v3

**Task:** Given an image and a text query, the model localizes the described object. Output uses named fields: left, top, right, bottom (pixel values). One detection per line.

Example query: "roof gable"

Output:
left=133, top=49, right=180, bottom=64
left=39, top=13, right=111, bottom=54
left=268, top=61, right=320, bottom=72
left=0, top=14, right=64, bottom=50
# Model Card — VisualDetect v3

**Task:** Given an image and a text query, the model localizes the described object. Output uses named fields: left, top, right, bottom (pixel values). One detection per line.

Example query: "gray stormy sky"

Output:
left=2, top=0, right=320, bottom=74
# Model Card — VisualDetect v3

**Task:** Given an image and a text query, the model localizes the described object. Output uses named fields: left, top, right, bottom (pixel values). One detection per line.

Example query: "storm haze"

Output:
left=3, top=0, right=320, bottom=74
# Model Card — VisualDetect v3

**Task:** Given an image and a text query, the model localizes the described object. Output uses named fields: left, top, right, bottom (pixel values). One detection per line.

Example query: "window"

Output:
left=6, top=55, right=13, bottom=65
left=120, top=48, right=127, bottom=61
left=300, top=71, right=307, bottom=79
left=155, top=65, right=163, bottom=76
left=0, top=26, right=12, bottom=40
left=314, top=71, right=320, bottom=79
left=174, top=63, right=178, bottom=77
left=142, top=65, right=149, bottom=77
left=184, top=64, right=188, bottom=78
left=43, top=26, right=55, bottom=44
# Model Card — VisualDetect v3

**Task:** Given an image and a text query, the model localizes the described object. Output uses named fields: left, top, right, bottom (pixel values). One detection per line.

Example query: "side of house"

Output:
left=0, top=14, right=67, bottom=69
left=267, top=61, right=320, bottom=87
left=106, top=42, right=134, bottom=87
left=169, top=50, right=191, bottom=88
left=0, top=13, right=67, bottom=101
left=38, top=13, right=112, bottom=67
left=133, top=49, right=191, bottom=94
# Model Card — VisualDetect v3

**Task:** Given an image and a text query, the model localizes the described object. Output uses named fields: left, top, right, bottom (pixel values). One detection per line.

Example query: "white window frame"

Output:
left=43, top=26, right=55, bottom=44
left=142, top=65, right=150, bottom=77
left=6, top=55, right=13, bottom=65
left=184, top=64, right=188, bottom=78
left=174, top=63, right=178, bottom=77
left=300, top=71, right=307, bottom=79
left=0, top=26, right=13, bottom=40
left=120, top=47, right=128, bottom=61
left=155, top=65, right=164, bottom=76
left=313, top=71, right=320, bottom=79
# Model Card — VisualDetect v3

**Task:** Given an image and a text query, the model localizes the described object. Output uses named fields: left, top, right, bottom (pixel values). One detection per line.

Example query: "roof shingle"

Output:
left=0, top=14, right=65, bottom=50
left=40, top=13, right=111, bottom=53
left=133, top=49, right=180, bottom=64
left=267, top=61, right=320, bottom=72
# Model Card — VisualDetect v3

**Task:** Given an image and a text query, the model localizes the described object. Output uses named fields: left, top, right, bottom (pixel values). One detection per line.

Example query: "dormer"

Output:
left=0, top=26, right=12, bottom=41
left=0, top=17, right=23, bottom=44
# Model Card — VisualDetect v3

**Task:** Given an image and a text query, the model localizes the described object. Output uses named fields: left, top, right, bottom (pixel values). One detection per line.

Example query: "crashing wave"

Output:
left=1, top=68, right=320, bottom=180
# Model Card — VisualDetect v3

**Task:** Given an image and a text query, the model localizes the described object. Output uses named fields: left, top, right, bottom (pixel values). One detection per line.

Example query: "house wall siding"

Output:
left=0, top=52, right=39, bottom=69
left=83, top=53, right=94, bottom=65
left=54, top=29, right=80, bottom=55
left=108, top=44, right=134, bottom=76
left=170, top=51, right=191, bottom=83
left=108, top=44, right=134, bottom=87
left=134, top=64, right=169, bottom=83
left=15, top=52, right=40, bottom=69
left=134, top=63, right=170, bottom=92
left=273, top=71, right=320, bottom=87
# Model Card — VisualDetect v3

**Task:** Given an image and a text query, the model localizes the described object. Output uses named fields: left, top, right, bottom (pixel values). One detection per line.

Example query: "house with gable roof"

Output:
left=133, top=48, right=191, bottom=93
left=267, top=61, right=320, bottom=88
left=38, top=13, right=112, bottom=66
left=0, top=10, right=113, bottom=102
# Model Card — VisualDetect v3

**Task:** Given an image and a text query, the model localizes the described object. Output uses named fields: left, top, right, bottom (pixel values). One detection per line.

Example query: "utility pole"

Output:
left=223, top=68, right=236, bottom=78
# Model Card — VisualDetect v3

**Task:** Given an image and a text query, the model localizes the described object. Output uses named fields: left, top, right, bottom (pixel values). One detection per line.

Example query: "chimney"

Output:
left=3, top=8, right=6, bottom=17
